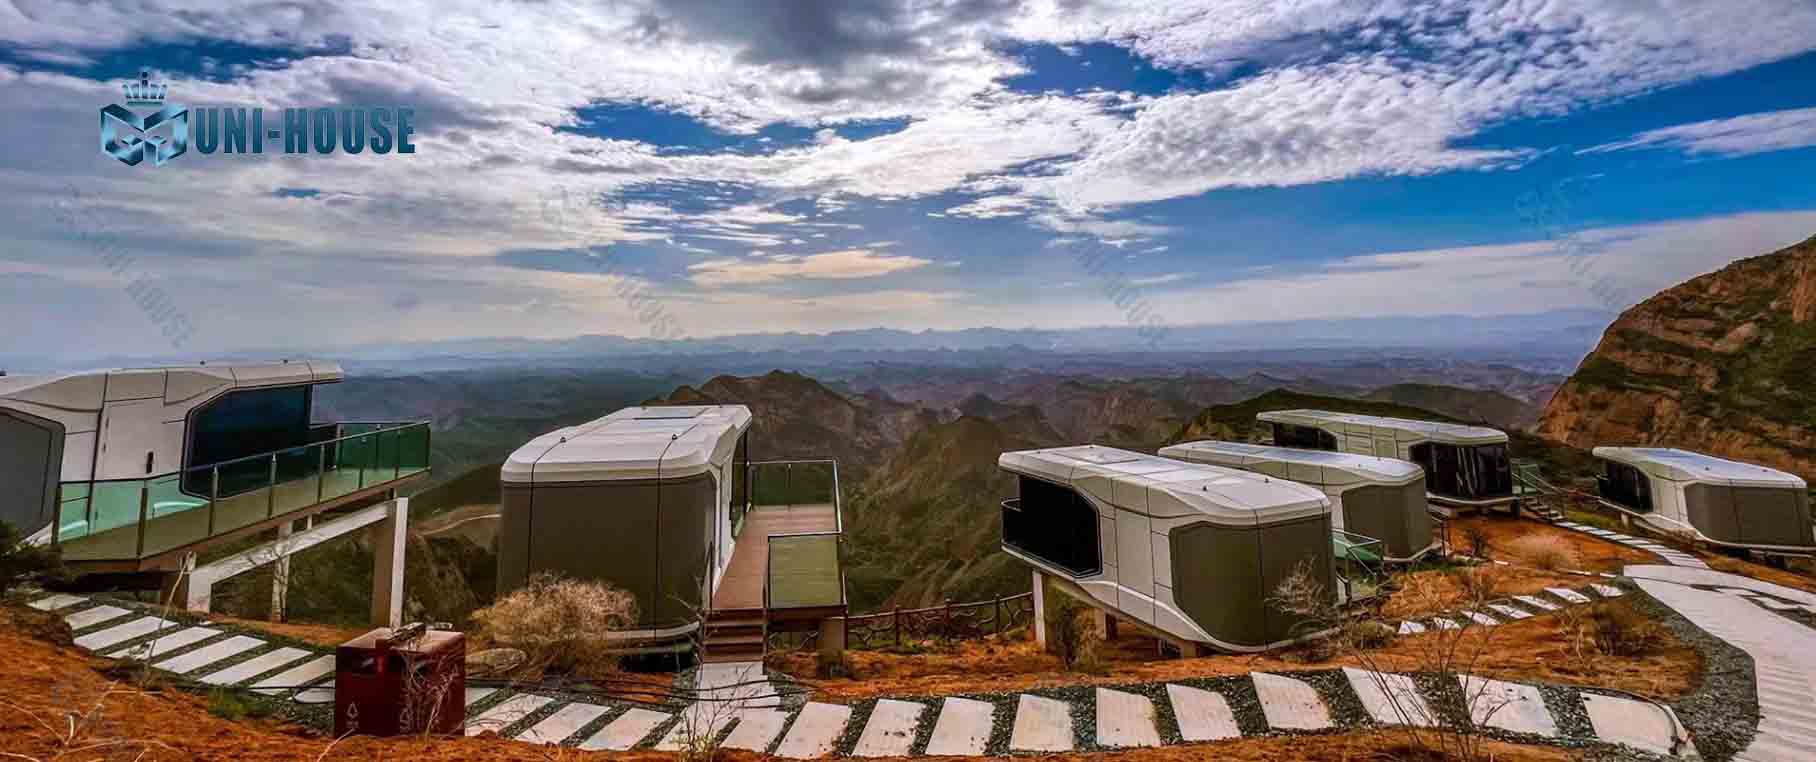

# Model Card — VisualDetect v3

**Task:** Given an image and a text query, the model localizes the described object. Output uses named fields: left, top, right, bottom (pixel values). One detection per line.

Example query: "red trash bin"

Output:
left=334, top=625, right=466, bottom=737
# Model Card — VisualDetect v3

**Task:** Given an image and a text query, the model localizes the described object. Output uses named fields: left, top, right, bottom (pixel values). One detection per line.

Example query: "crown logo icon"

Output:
left=123, top=70, right=168, bottom=106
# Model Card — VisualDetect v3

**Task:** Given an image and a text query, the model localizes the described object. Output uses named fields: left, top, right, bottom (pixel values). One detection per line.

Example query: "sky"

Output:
left=4, top=0, right=1816, bottom=363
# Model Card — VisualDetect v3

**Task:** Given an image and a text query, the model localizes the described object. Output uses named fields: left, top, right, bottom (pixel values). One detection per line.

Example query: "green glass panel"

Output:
left=141, top=473, right=213, bottom=557
left=767, top=533, right=843, bottom=609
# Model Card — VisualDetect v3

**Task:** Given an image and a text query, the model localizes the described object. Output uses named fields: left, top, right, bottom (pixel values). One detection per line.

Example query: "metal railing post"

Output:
left=134, top=484, right=149, bottom=557
left=208, top=467, right=220, bottom=536
left=267, top=454, right=278, bottom=518
left=317, top=445, right=326, bottom=503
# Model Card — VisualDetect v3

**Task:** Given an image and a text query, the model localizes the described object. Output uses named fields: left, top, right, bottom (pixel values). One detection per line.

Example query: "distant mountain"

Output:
left=1166, top=388, right=1468, bottom=444
left=650, top=370, right=940, bottom=480
left=1538, top=234, right=1816, bottom=479
left=1362, top=383, right=1541, bottom=430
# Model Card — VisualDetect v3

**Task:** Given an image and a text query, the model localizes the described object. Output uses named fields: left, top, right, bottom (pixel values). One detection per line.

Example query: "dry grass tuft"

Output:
left=470, top=573, right=637, bottom=679
left=1505, top=534, right=1580, bottom=571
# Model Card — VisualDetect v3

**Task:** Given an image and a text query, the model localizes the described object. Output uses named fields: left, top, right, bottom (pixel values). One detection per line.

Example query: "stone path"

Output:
left=33, top=588, right=1701, bottom=758
left=1555, top=520, right=1710, bottom=569
left=1629, top=564, right=1816, bottom=761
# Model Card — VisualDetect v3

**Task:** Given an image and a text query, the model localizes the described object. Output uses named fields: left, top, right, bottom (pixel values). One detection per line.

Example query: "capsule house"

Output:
left=1159, top=440, right=1437, bottom=562
left=0, top=361, right=428, bottom=571
left=1256, top=409, right=1515, bottom=510
left=1594, top=447, right=1812, bottom=551
left=998, top=445, right=1335, bottom=653
left=498, top=405, right=753, bottom=640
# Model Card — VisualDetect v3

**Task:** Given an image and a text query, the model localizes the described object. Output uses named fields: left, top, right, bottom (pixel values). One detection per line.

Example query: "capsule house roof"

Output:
left=999, top=444, right=1330, bottom=526
left=502, top=404, right=752, bottom=485
left=0, top=360, right=342, bottom=409
left=1256, top=409, right=1507, bottom=445
left=1594, top=447, right=1807, bottom=489
left=1160, top=440, right=1424, bottom=484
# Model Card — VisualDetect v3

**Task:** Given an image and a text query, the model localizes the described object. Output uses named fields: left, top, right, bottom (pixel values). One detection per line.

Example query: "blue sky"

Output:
left=3, top=1, right=1816, bottom=364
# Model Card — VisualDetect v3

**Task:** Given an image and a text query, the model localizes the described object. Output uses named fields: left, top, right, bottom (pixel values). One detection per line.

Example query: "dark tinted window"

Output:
left=184, top=386, right=312, bottom=495
left=1003, top=476, right=1101, bottom=576
left=1412, top=442, right=1513, bottom=499
left=1272, top=422, right=1337, bottom=451
left=1598, top=461, right=1653, bottom=513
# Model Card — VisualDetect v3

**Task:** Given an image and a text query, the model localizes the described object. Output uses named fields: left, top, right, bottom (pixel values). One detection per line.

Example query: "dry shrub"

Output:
left=1585, top=601, right=1663, bottom=657
left=1506, top=534, right=1579, bottom=571
left=1044, top=591, right=1103, bottom=672
left=1459, top=522, right=1493, bottom=559
left=470, top=573, right=637, bottom=679
left=1448, top=564, right=1505, bottom=603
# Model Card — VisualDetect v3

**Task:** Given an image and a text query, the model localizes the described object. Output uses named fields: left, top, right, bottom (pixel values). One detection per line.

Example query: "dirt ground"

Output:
left=205, top=613, right=372, bottom=648
left=775, top=603, right=1701, bottom=702
left=0, top=605, right=1572, bottom=762
left=1446, top=514, right=1657, bottom=573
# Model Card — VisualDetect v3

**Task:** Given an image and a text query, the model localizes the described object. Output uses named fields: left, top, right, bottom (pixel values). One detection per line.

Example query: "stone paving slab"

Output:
left=519, top=702, right=609, bottom=745
left=294, top=684, right=335, bottom=704
left=722, top=709, right=790, bottom=752
left=465, top=687, right=499, bottom=706
left=251, top=655, right=335, bottom=696
left=1460, top=676, right=1557, bottom=737
left=30, top=593, right=86, bottom=611
left=155, top=634, right=263, bottom=674
left=1009, top=694, right=1074, bottom=752
left=579, top=707, right=670, bottom=751
left=1581, top=693, right=1686, bottom=756
left=1488, top=604, right=1532, bottom=620
left=74, top=616, right=176, bottom=651
left=657, top=703, right=740, bottom=751
left=1461, top=611, right=1500, bottom=627
left=466, top=694, right=553, bottom=737
left=853, top=699, right=928, bottom=757
left=1753, top=597, right=1800, bottom=611
left=1432, top=618, right=1460, bottom=630
left=1514, top=594, right=1559, bottom=611
left=1166, top=684, right=1241, bottom=742
left=1546, top=587, right=1591, bottom=604
left=774, top=702, right=853, bottom=759
left=1716, top=587, right=1761, bottom=596
left=1253, top=672, right=1331, bottom=730
left=109, top=626, right=220, bottom=661
left=924, top=697, right=994, bottom=756
left=200, top=647, right=313, bottom=686
left=1344, top=668, right=1436, bottom=727
left=1398, top=620, right=1426, bottom=634
left=64, top=605, right=133, bottom=631
left=1095, top=687, right=1162, bottom=748
left=1590, top=584, right=1624, bottom=597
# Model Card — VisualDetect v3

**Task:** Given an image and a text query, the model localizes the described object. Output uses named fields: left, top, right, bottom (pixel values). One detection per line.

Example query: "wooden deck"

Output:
left=712, top=504, right=841, bottom=612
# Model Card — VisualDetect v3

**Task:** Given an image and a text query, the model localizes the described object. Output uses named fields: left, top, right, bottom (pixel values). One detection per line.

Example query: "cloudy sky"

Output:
left=4, top=0, right=1816, bottom=362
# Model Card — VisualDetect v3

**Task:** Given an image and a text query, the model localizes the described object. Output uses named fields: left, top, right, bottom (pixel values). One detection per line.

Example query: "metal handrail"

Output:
left=190, top=420, right=426, bottom=472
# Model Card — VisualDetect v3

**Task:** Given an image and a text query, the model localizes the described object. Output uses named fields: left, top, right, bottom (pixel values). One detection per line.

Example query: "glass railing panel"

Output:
left=766, top=533, right=844, bottom=609
left=58, top=479, right=148, bottom=561
left=55, top=483, right=92, bottom=542
left=272, top=443, right=325, bottom=516
left=395, top=424, right=430, bottom=477
left=750, top=461, right=838, bottom=507
left=210, top=461, right=272, bottom=537
left=140, top=472, right=213, bottom=557
left=374, top=428, right=400, bottom=484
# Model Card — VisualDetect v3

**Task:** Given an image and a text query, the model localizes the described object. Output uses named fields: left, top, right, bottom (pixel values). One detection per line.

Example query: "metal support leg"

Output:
left=1030, top=569, right=1048, bottom=649
left=370, top=498, right=408, bottom=628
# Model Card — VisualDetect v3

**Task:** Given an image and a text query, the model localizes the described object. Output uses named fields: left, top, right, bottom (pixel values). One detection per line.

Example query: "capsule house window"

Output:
left=1271, top=423, right=1337, bottom=451
left=1003, top=476, right=1101, bottom=575
left=1598, top=461, right=1653, bottom=513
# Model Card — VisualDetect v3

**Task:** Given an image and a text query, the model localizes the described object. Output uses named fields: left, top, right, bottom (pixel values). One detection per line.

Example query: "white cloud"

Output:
left=1581, top=107, right=1816, bottom=158
left=686, top=248, right=932, bottom=287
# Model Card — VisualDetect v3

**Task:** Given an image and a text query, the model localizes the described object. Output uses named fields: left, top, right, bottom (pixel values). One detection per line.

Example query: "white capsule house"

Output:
left=998, top=445, right=1336, bottom=653
left=1594, top=447, right=1812, bottom=551
left=1256, top=409, right=1515, bottom=510
left=1159, top=440, right=1437, bottom=562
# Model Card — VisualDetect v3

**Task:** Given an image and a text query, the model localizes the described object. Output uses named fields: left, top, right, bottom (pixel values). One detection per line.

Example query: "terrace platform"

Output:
left=712, top=503, right=844, bottom=616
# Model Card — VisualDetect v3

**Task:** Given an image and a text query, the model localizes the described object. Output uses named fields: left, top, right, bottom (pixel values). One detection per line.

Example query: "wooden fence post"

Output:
left=893, top=606, right=902, bottom=647
left=942, top=599, right=953, bottom=639
left=993, top=595, right=1002, bottom=635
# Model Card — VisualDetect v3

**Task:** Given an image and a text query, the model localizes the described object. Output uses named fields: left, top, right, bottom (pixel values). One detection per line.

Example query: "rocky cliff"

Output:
left=1536, top=234, right=1816, bottom=478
